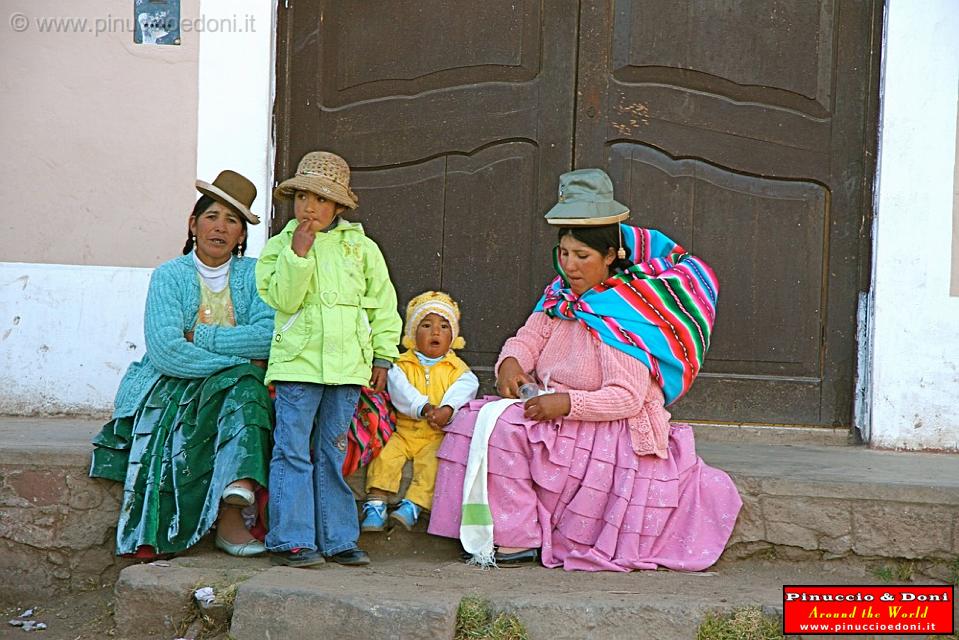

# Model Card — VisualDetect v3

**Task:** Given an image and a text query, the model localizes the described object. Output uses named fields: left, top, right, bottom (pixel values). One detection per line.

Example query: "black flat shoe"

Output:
left=270, top=548, right=325, bottom=568
left=327, top=548, right=371, bottom=566
left=493, top=548, right=539, bottom=566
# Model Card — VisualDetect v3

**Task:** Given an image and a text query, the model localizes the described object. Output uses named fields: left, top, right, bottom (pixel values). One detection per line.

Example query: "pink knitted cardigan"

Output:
left=495, top=312, right=671, bottom=459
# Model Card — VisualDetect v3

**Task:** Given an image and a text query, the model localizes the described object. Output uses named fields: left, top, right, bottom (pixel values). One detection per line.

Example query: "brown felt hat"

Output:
left=195, top=170, right=260, bottom=224
left=274, top=151, right=359, bottom=209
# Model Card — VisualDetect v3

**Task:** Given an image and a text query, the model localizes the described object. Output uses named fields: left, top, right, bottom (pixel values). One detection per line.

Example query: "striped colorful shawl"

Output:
left=534, top=225, right=718, bottom=405
left=341, top=388, right=396, bottom=477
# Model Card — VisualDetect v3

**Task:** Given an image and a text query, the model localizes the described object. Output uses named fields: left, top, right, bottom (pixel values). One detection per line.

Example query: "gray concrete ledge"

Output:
left=2, top=417, right=958, bottom=599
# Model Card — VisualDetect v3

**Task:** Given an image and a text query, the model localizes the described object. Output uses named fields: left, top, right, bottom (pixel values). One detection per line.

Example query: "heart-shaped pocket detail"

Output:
left=320, top=291, right=339, bottom=308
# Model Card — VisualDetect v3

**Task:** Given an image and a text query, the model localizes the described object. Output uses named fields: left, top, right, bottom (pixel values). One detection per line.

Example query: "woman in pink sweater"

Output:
left=427, top=169, right=742, bottom=571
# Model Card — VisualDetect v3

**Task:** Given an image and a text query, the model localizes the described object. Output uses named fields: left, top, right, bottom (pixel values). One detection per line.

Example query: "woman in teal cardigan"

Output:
left=90, top=171, right=275, bottom=558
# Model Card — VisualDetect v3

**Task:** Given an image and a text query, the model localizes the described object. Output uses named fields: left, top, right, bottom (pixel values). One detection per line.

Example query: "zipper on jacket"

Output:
left=277, top=309, right=302, bottom=336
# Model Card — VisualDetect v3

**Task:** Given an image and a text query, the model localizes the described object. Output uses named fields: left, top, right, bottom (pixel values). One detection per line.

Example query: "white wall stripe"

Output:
left=196, top=0, right=276, bottom=257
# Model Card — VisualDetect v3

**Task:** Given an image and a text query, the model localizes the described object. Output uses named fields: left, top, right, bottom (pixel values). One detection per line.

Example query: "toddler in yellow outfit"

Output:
left=362, top=291, right=479, bottom=532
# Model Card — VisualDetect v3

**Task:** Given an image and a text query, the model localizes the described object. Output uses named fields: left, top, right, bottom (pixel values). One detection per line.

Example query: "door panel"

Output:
left=609, top=145, right=827, bottom=376
left=275, top=0, right=579, bottom=373
left=576, top=0, right=881, bottom=425
left=613, top=1, right=836, bottom=107
left=275, top=0, right=881, bottom=425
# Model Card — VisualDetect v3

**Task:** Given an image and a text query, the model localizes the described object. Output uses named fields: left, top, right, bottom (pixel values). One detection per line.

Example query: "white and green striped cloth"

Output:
left=460, top=398, right=520, bottom=567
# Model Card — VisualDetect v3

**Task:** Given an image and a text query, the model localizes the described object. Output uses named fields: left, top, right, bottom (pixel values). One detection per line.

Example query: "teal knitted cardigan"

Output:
left=111, top=254, right=275, bottom=418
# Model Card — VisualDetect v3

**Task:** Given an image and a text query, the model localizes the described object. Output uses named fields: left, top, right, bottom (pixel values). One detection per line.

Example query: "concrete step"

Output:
left=691, top=421, right=852, bottom=447
left=111, top=548, right=949, bottom=639
left=2, top=417, right=959, bottom=601
left=704, top=439, right=959, bottom=563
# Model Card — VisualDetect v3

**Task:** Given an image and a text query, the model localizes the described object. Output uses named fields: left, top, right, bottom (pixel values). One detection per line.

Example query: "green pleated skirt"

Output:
left=90, top=364, right=273, bottom=556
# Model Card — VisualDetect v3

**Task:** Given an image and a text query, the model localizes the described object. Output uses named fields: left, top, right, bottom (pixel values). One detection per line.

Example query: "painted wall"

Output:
left=196, top=0, right=276, bottom=258
left=0, top=0, right=275, bottom=416
left=0, top=263, right=150, bottom=415
left=869, top=0, right=959, bottom=450
left=0, top=0, right=200, bottom=268
left=951, top=100, right=959, bottom=296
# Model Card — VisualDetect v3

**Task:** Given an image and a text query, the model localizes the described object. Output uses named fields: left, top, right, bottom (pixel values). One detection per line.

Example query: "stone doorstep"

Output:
left=112, top=550, right=918, bottom=640
left=2, top=418, right=959, bottom=600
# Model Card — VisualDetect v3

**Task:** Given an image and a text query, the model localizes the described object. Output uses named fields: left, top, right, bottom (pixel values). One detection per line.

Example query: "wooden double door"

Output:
left=274, top=0, right=883, bottom=427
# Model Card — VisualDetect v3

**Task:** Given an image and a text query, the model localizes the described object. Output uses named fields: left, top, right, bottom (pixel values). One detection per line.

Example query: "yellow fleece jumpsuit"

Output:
left=365, top=350, right=471, bottom=510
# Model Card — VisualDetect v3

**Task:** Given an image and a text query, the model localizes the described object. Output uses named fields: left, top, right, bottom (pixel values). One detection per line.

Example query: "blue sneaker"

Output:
left=389, top=499, right=421, bottom=531
left=361, top=500, right=387, bottom=532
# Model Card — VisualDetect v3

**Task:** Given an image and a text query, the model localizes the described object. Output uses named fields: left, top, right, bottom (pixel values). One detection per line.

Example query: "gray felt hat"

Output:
left=544, top=168, right=630, bottom=226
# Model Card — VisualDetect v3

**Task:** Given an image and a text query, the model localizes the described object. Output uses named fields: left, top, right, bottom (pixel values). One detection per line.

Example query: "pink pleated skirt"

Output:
left=427, top=399, right=742, bottom=572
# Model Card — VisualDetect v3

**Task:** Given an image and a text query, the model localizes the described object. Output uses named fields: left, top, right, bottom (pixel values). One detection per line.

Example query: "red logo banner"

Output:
left=783, top=585, right=954, bottom=635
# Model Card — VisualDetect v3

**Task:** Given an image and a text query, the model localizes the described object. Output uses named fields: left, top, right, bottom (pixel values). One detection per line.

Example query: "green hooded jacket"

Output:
left=256, top=218, right=401, bottom=386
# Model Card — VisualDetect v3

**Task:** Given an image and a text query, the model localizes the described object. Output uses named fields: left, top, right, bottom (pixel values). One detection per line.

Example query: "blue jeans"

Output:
left=266, top=382, right=361, bottom=555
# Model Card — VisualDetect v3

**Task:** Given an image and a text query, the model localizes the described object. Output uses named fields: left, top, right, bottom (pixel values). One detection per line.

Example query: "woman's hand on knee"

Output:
left=496, top=357, right=533, bottom=398
left=523, top=393, right=570, bottom=421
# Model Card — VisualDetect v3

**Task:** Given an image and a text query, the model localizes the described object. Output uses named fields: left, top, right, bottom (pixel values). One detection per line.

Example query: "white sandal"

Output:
left=215, top=534, right=266, bottom=557
left=221, top=483, right=255, bottom=507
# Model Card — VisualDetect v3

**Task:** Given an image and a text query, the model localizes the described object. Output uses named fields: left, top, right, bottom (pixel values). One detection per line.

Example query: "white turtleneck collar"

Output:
left=192, top=251, right=231, bottom=292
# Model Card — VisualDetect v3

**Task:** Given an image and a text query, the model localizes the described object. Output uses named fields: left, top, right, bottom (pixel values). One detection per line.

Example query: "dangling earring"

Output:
left=238, top=247, right=244, bottom=257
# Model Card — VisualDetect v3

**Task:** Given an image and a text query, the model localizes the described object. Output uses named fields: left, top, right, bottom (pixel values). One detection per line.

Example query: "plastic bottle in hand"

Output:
left=518, top=383, right=540, bottom=400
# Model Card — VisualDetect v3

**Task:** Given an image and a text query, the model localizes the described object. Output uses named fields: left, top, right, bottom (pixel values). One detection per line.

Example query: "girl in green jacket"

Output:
left=256, top=151, right=402, bottom=568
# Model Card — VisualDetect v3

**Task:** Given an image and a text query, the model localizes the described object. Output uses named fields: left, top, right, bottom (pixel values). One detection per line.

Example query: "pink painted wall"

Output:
left=0, top=1, right=200, bottom=268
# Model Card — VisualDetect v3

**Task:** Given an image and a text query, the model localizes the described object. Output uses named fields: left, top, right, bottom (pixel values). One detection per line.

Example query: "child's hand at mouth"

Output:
left=292, top=218, right=323, bottom=257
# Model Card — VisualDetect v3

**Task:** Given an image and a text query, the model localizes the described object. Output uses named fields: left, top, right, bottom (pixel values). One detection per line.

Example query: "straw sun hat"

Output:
left=274, top=151, right=359, bottom=209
